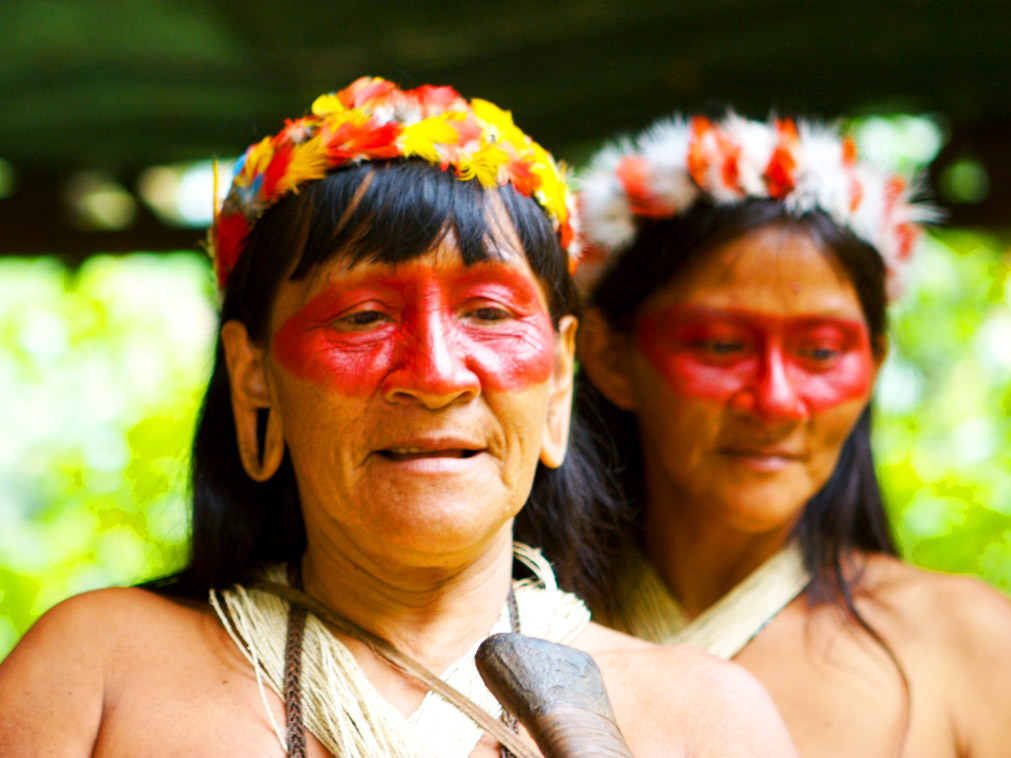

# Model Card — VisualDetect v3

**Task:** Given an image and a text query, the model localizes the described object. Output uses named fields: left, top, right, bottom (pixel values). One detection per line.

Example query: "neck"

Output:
left=642, top=493, right=796, bottom=619
left=300, top=523, right=515, bottom=674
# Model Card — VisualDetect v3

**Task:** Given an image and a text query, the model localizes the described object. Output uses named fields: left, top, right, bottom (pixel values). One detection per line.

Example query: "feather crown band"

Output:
left=575, top=112, right=937, bottom=297
left=209, top=76, right=575, bottom=288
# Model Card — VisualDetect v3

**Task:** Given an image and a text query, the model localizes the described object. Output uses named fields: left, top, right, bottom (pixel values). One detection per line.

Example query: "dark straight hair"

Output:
left=564, top=198, right=898, bottom=622
left=151, top=159, right=620, bottom=598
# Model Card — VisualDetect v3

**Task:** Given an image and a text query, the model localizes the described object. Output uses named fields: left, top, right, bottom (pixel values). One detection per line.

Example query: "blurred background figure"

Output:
left=1, top=0, right=1010, bottom=658
left=566, top=111, right=1011, bottom=755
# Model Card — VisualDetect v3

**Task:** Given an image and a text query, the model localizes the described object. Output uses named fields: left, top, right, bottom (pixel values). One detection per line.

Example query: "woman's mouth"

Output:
left=719, top=447, right=803, bottom=472
left=379, top=447, right=481, bottom=462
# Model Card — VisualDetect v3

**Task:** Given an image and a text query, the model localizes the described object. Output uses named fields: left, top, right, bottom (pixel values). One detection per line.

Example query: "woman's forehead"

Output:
left=647, top=226, right=864, bottom=318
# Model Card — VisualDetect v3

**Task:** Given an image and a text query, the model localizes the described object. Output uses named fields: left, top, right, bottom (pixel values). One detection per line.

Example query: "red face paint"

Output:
left=635, top=305, right=873, bottom=416
left=273, top=262, right=554, bottom=395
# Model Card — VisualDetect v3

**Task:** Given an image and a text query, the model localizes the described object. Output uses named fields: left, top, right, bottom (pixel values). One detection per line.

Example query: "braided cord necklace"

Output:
left=276, top=566, right=532, bottom=758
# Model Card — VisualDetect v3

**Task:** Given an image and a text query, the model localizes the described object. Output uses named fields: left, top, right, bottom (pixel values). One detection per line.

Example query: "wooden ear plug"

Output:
left=476, top=633, right=635, bottom=758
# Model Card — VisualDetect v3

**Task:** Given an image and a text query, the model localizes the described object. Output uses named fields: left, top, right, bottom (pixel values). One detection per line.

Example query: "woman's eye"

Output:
left=335, top=310, right=388, bottom=329
left=709, top=341, right=744, bottom=354
left=692, top=339, right=746, bottom=357
left=468, top=306, right=512, bottom=322
left=797, top=345, right=842, bottom=363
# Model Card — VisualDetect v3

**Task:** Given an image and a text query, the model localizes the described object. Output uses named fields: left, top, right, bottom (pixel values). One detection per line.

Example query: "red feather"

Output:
left=214, top=212, right=250, bottom=287
left=321, top=120, right=402, bottom=161
left=687, top=116, right=713, bottom=187
left=849, top=177, right=864, bottom=213
left=503, top=158, right=540, bottom=196
left=261, top=141, right=294, bottom=201
left=616, top=155, right=668, bottom=217
left=765, top=119, right=798, bottom=198
left=414, top=85, right=466, bottom=116
left=894, top=223, right=917, bottom=260
left=453, top=118, right=483, bottom=147
left=842, top=136, right=858, bottom=167
left=339, top=77, right=398, bottom=110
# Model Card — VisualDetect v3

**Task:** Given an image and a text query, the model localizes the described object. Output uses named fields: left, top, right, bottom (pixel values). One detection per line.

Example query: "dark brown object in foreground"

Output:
left=477, top=633, right=635, bottom=758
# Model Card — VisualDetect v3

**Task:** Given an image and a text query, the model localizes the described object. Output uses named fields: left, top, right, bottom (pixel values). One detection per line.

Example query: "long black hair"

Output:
left=564, top=197, right=898, bottom=622
left=151, top=159, right=619, bottom=597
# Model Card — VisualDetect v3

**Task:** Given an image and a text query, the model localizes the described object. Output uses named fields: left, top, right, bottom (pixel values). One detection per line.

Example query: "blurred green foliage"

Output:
left=875, top=230, right=1011, bottom=589
left=0, top=254, right=216, bottom=656
left=1, top=232, right=1010, bottom=660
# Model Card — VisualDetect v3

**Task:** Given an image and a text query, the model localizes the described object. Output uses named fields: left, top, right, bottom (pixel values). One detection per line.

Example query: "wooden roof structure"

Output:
left=2, top=0, right=1009, bottom=261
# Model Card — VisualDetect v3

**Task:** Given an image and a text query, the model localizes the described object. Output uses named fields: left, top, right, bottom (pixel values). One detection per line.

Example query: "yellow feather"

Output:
left=241, top=137, right=275, bottom=185
left=472, top=99, right=514, bottom=132
left=470, top=144, right=510, bottom=187
left=276, top=135, right=330, bottom=195
left=311, top=94, right=346, bottom=118
left=402, top=116, right=460, bottom=163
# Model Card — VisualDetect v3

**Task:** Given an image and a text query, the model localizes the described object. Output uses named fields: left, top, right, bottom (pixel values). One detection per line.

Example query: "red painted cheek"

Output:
left=635, top=311, right=755, bottom=400
left=784, top=352, right=873, bottom=411
left=447, top=264, right=556, bottom=390
left=273, top=306, right=398, bottom=394
left=461, top=314, right=555, bottom=390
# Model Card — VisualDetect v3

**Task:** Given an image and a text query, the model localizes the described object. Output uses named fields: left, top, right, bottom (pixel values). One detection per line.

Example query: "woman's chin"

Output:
left=356, top=499, right=517, bottom=562
left=708, top=483, right=809, bottom=535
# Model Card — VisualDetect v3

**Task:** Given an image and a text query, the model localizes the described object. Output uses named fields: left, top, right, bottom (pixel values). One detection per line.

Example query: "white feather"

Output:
left=637, top=118, right=698, bottom=211
left=572, top=109, right=935, bottom=301
left=577, top=143, right=637, bottom=252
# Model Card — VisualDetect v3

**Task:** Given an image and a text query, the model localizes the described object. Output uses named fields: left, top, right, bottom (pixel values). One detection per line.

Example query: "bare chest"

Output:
left=92, top=643, right=306, bottom=758
left=734, top=599, right=955, bottom=758
left=91, top=632, right=522, bottom=758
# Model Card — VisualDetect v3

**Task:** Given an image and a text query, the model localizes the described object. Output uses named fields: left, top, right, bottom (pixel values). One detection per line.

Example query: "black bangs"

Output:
left=223, top=159, right=573, bottom=339
left=290, top=160, right=500, bottom=276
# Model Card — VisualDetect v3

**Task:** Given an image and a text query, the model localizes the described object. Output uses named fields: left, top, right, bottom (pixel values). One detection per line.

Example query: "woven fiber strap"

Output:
left=283, top=602, right=308, bottom=758
left=604, top=541, right=810, bottom=659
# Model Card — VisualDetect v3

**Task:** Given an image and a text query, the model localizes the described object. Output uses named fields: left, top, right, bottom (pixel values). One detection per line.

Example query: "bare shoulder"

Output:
left=858, top=553, right=1011, bottom=644
left=572, top=619, right=654, bottom=652
left=0, top=587, right=219, bottom=757
left=859, top=554, right=1011, bottom=752
left=574, top=623, right=797, bottom=757
left=6, top=586, right=216, bottom=665
left=576, top=621, right=782, bottom=702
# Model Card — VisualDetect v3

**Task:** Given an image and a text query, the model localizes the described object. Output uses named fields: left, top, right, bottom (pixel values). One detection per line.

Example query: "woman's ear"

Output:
left=539, top=315, right=578, bottom=469
left=576, top=308, right=638, bottom=412
left=220, top=320, right=285, bottom=482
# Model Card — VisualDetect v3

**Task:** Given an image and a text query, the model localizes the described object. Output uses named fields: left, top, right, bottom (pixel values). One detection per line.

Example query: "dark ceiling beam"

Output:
left=1, top=0, right=1009, bottom=256
left=0, top=171, right=204, bottom=263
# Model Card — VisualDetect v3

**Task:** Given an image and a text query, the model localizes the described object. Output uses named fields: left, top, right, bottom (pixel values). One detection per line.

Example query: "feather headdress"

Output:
left=209, top=77, right=575, bottom=288
left=575, top=112, right=937, bottom=298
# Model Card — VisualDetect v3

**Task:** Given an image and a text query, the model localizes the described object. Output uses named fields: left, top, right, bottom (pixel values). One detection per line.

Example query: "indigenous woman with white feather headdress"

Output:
left=554, top=113, right=1011, bottom=756
left=0, top=80, right=798, bottom=758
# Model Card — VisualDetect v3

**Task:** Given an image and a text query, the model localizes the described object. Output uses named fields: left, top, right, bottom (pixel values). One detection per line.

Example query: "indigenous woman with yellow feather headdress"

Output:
left=0, top=79, right=797, bottom=758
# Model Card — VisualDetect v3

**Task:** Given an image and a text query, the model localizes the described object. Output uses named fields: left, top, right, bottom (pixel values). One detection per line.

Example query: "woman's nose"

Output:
left=381, top=312, right=480, bottom=408
left=730, top=343, right=808, bottom=420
